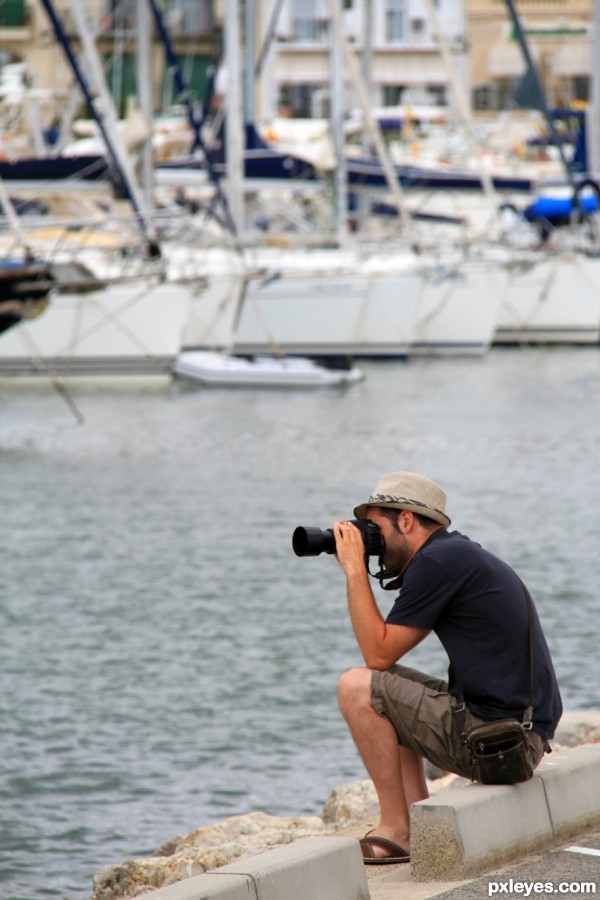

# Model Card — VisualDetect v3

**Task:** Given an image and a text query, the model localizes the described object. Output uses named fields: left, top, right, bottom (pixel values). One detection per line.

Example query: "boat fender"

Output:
left=572, top=177, right=600, bottom=215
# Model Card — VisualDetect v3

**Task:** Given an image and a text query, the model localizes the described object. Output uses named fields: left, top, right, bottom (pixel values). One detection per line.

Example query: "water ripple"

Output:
left=1, top=348, right=599, bottom=898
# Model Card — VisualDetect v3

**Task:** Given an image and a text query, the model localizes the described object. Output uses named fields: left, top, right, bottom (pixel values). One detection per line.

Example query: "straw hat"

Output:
left=354, top=471, right=451, bottom=527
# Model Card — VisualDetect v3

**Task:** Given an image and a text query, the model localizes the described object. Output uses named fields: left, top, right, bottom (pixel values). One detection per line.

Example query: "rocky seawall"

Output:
left=91, top=711, right=600, bottom=900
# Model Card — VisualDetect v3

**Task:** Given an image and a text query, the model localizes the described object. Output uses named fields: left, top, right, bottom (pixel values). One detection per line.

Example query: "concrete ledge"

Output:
left=135, top=836, right=369, bottom=900
left=411, top=743, right=600, bottom=881
left=538, top=743, right=600, bottom=840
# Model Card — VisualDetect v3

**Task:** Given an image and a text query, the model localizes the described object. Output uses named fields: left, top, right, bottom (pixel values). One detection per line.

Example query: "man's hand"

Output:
left=333, top=520, right=368, bottom=580
left=334, top=520, right=430, bottom=669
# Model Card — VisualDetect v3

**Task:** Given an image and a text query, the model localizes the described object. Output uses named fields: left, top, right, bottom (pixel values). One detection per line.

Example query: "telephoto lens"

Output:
left=292, top=526, right=336, bottom=556
left=292, top=520, right=384, bottom=557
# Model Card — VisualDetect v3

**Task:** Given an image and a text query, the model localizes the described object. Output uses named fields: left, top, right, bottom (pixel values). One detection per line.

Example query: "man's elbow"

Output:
left=363, top=651, right=398, bottom=671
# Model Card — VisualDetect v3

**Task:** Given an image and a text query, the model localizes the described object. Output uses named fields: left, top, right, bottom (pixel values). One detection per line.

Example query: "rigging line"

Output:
left=37, top=0, right=158, bottom=255
left=504, top=0, right=575, bottom=191
left=144, top=0, right=238, bottom=240
left=323, top=0, right=410, bottom=233
left=110, top=0, right=128, bottom=104
left=424, top=0, right=497, bottom=218
left=353, top=273, right=412, bottom=354
left=187, top=275, right=245, bottom=352
left=52, top=281, right=172, bottom=360
left=350, top=276, right=376, bottom=357
left=0, top=175, right=35, bottom=257
left=569, top=253, right=600, bottom=299
left=417, top=272, right=458, bottom=328
left=14, top=328, right=85, bottom=425
left=502, top=254, right=557, bottom=348
left=243, top=280, right=287, bottom=359
left=254, top=0, right=286, bottom=79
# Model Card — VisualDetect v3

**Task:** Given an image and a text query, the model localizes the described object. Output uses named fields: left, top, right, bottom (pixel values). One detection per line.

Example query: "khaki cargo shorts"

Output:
left=370, top=664, right=544, bottom=780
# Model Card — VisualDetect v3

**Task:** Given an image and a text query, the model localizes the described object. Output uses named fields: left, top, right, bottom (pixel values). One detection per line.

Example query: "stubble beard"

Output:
left=384, top=535, right=412, bottom=575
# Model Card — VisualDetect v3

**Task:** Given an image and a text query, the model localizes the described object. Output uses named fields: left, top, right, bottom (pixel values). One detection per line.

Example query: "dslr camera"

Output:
left=292, top=519, right=384, bottom=558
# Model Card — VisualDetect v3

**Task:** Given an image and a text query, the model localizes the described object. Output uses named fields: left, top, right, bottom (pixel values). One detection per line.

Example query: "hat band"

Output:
left=368, top=492, right=446, bottom=518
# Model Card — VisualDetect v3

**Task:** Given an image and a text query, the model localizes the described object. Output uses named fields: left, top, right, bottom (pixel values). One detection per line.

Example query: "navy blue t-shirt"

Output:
left=385, top=529, right=562, bottom=740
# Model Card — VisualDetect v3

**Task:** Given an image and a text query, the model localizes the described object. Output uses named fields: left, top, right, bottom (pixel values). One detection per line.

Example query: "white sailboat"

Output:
left=169, top=0, right=502, bottom=362
left=181, top=0, right=600, bottom=357
left=493, top=248, right=600, bottom=345
left=0, top=1, right=194, bottom=384
left=0, top=256, right=192, bottom=382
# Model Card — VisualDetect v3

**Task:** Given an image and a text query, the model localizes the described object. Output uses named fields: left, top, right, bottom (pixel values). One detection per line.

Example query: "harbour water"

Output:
left=1, top=347, right=599, bottom=900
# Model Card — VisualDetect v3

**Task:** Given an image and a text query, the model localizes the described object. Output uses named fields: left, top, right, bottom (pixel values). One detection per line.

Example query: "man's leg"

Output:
left=338, top=667, right=428, bottom=854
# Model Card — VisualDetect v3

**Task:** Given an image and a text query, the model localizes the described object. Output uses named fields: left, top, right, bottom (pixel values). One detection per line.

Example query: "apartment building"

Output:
left=0, top=0, right=594, bottom=123
left=468, top=0, right=592, bottom=112
left=262, top=0, right=592, bottom=120
left=250, top=0, right=467, bottom=120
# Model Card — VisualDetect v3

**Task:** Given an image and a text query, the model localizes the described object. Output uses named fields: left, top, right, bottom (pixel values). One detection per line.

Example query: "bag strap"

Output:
left=521, top=579, right=535, bottom=730
left=454, top=578, right=536, bottom=735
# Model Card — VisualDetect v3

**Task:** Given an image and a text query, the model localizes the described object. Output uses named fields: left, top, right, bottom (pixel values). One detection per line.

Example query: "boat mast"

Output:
left=254, top=0, right=286, bottom=81
left=588, top=0, right=600, bottom=177
left=329, top=4, right=349, bottom=244
left=144, top=0, right=237, bottom=235
left=504, top=0, right=575, bottom=188
left=323, top=0, right=410, bottom=231
left=224, top=0, right=245, bottom=236
left=423, top=0, right=497, bottom=204
left=37, top=0, right=160, bottom=255
left=136, top=0, right=154, bottom=210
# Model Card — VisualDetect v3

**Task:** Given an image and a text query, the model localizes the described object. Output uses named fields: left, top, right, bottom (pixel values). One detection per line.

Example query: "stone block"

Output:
left=410, top=777, right=552, bottom=880
left=227, top=835, right=369, bottom=900
left=135, top=836, right=369, bottom=900
left=537, top=743, right=600, bottom=840
left=124, top=872, right=253, bottom=900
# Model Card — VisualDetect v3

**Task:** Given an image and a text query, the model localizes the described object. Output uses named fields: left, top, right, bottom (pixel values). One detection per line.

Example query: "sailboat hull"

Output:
left=0, top=279, right=191, bottom=383
left=494, top=255, right=600, bottom=345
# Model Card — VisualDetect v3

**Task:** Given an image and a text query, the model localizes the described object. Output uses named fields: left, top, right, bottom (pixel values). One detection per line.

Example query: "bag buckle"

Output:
left=452, top=702, right=466, bottom=714
left=522, top=705, right=533, bottom=731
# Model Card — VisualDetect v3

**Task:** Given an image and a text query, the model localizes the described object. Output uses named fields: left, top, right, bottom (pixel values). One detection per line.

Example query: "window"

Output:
left=383, top=85, right=406, bottom=106
left=473, top=85, right=494, bottom=111
left=103, top=0, right=212, bottom=35
left=291, top=17, right=329, bottom=41
left=573, top=76, right=589, bottom=103
left=164, top=0, right=213, bottom=35
left=106, top=0, right=136, bottom=30
left=161, top=54, right=212, bottom=106
left=279, top=84, right=323, bottom=118
left=472, top=82, right=511, bottom=112
left=290, top=0, right=328, bottom=43
left=104, top=51, right=137, bottom=115
left=385, top=0, right=405, bottom=43
left=427, top=84, right=446, bottom=105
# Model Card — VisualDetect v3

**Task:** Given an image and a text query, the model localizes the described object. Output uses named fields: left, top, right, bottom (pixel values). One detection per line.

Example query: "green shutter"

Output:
left=161, top=54, right=211, bottom=107
left=104, top=52, right=137, bottom=116
left=0, top=0, right=27, bottom=27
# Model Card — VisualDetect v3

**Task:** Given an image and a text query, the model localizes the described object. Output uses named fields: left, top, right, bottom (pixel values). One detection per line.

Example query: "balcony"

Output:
left=290, top=17, right=330, bottom=44
left=99, top=0, right=213, bottom=37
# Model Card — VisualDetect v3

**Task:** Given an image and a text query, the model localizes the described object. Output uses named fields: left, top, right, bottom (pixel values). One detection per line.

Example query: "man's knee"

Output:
left=338, top=667, right=373, bottom=714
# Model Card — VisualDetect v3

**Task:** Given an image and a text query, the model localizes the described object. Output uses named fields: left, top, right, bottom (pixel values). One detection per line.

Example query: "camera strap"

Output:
left=366, top=553, right=397, bottom=590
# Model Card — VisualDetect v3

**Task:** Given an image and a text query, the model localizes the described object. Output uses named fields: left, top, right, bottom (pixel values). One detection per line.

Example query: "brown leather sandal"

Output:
left=359, top=832, right=411, bottom=865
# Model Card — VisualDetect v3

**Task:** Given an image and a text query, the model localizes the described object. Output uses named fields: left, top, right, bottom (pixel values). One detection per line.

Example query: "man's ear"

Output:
left=398, top=510, right=410, bottom=533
